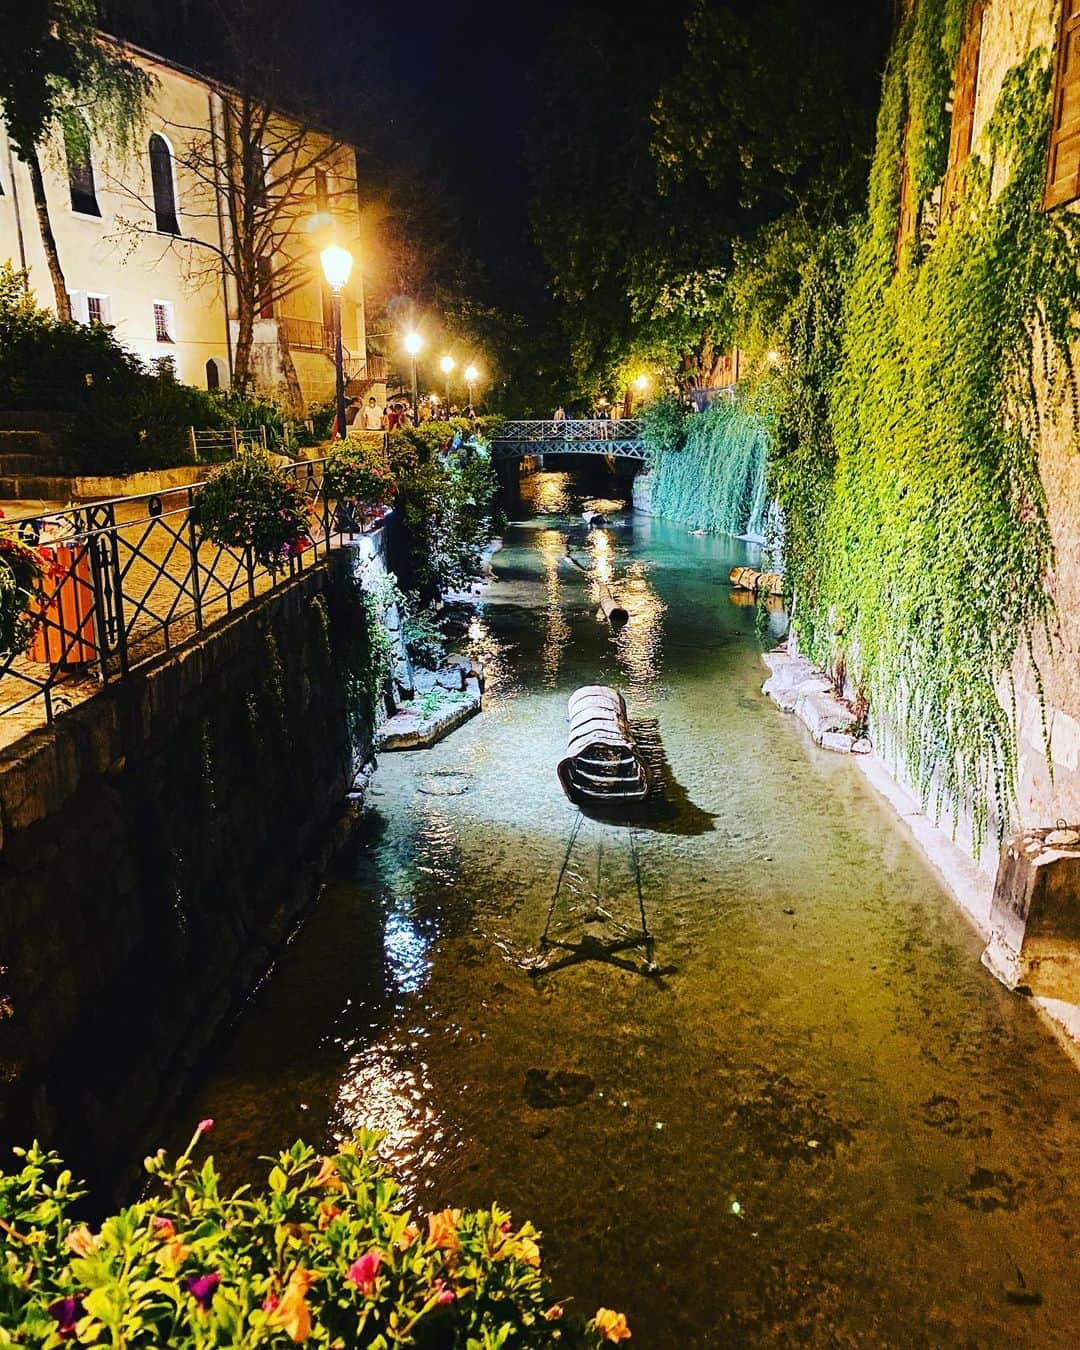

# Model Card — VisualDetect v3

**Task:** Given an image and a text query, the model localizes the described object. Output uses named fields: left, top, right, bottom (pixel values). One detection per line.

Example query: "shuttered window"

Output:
left=942, top=1, right=985, bottom=216
left=1045, top=0, right=1080, bottom=208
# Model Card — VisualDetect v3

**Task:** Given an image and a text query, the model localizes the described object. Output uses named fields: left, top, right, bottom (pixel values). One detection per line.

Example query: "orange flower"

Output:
left=155, top=1237, right=192, bottom=1271
left=65, top=1225, right=98, bottom=1258
left=594, top=1309, right=631, bottom=1343
left=515, top=1235, right=541, bottom=1268
left=313, top=1157, right=342, bottom=1191
left=398, top=1223, right=420, bottom=1251
left=427, top=1209, right=462, bottom=1254
left=544, top=1304, right=565, bottom=1321
left=317, top=1202, right=343, bottom=1231
left=268, top=1267, right=317, bottom=1342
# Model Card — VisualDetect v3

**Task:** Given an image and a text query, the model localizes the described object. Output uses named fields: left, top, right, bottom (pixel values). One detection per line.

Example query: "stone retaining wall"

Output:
left=0, top=550, right=378, bottom=1191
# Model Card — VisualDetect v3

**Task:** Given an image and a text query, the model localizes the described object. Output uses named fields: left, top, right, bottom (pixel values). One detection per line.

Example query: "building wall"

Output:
left=0, top=45, right=365, bottom=408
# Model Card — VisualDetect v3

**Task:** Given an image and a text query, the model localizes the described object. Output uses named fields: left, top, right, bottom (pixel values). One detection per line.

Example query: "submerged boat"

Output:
left=557, top=685, right=650, bottom=805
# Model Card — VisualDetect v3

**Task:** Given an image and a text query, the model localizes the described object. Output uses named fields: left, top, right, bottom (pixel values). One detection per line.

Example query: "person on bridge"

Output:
left=553, top=405, right=566, bottom=421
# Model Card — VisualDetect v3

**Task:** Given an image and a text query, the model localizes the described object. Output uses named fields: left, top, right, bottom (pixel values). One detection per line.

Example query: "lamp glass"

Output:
left=464, top=364, right=479, bottom=382
left=320, top=244, right=353, bottom=292
left=405, top=331, right=423, bottom=356
left=440, top=355, right=455, bottom=374
left=634, top=374, right=648, bottom=391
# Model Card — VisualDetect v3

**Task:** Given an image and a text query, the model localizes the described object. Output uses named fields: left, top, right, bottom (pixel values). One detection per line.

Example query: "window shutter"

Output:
left=942, top=1, right=985, bottom=216
left=1045, top=0, right=1080, bottom=208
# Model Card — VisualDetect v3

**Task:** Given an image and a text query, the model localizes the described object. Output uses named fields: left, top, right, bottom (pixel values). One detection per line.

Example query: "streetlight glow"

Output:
left=464, top=364, right=479, bottom=383
left=634, top=374, right=649, bottom=392
left=404, top=331, right=424, bottom=356
left=440, top=355, right=455, bottom=375
left=320, top=244, right=353, bottom=292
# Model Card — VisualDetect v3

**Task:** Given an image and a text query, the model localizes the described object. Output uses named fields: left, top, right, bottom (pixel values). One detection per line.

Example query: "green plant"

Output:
left=639, top=395, right=688, bottom=456
left=0, top=1127, right=628, bottom=1346
left=325, top=440, right=396, bottom=507
left=197, top=451, right=312, bottom=571
left=0, top=521, right=44, bottom=656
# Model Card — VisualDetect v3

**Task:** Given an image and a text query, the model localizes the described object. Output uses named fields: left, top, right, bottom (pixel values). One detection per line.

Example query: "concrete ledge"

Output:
left=377, top=688, right=481, bottom=751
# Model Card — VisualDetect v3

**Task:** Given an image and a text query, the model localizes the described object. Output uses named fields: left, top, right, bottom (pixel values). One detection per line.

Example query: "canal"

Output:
left=182, top=471, right=1080, bottom=1346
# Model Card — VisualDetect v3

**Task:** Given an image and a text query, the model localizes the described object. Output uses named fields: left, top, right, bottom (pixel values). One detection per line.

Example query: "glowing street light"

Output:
left=404, top=330, right=423, bottom=421
left=765, top=349, right=781, bottom=367
left=464, top=363, right=479, bottom=408
left=440, top=353, right=455, bottom=406
left=634, top=373, right=649, bottom=392
left=320, top=244, right=354, bottom=438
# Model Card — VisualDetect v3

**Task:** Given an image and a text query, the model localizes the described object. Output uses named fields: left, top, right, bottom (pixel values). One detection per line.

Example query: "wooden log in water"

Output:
left=757, top=571, right=784, bottom=596
left=729, top=566, right=760, bottom=591
left=598, top=584, right=629, bottom=628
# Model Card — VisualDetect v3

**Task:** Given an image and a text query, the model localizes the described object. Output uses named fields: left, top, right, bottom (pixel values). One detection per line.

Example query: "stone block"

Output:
left=982, top=828, right=1080, bottom=1002
left=819, top=731, right=855, bottom=753
left=794, top=689, right=856, bottom=743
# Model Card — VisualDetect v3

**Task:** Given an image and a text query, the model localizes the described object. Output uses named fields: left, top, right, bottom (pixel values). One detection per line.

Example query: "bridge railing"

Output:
left=496, top=419, right=642, bottom=442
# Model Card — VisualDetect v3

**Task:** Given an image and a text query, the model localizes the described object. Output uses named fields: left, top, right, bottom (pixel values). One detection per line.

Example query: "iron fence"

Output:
left=0, top=457, right=387, bottom=739
left=187, top=426, right=269, bottom=460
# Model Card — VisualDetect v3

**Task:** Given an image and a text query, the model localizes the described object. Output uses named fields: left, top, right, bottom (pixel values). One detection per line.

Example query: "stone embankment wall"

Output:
left=0, top=544, right=383, bottom=1190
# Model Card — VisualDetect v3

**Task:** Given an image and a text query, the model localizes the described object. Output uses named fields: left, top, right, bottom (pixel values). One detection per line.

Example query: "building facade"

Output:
left=0, top=42, right=375, bottom=410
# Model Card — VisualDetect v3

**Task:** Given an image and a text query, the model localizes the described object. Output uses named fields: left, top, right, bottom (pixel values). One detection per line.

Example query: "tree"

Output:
left=0, top=0, right=152, bottom=320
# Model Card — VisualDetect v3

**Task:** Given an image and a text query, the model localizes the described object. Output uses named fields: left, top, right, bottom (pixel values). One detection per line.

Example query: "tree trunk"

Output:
left=233, top=301, right=255, bottom=389
left=276, top=323, right=305, bottom=415
left=26, top=147, right=70, bottom=321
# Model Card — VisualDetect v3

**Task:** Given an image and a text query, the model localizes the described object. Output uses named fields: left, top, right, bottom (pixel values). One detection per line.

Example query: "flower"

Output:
left=515, top=1235, right=541, bottom=1268
left=185, top=1273, right=221, bottom=1311
left=544, top=1304, right=565, bottom=1321
left=594, top=1308, right=632, bottom=1342
left=397, top=1223, right=420, bottom=1251
left=313, top=1156, right=343, bottom=1191
left=262, top=1293, right=280, bottom=1313
left=427, top=1208, right=461, bottom=1253
left=345, top=1249, right=382, bottom=1296
left=65, top=1225, right=98, bottom=1257
left=317, top=1201, right=343, bottom=1231
left=197, top=1118, right=214, bottom=1135
left=157, top=1237, right=192, bottom=1271
left=48, top=1296, right=85, bottom=1338
left=433, top=1278, right=456, bottom=1306
left=151, top=1216, right=176, bottom=1238
left=268, top=1266, right=316, bottom=1342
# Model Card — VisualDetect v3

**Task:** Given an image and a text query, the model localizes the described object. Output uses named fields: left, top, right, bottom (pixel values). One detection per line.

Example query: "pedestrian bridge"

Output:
left=490, top=419, right=646, bottom=461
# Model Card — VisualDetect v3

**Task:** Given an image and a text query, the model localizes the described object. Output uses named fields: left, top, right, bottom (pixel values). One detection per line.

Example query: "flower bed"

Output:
left=0, top=1125, right=630, bottom=1346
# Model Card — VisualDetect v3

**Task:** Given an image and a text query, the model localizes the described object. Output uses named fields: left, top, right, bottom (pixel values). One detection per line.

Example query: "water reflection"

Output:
left=539, top=527, right=570, bottom=688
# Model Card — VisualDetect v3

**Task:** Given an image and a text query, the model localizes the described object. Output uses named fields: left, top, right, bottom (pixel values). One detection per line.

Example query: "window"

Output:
left=942, top=1, right=985, bottom=217
left=1046, top=0, right=1080, bottom=207
left=206, top=357, right=223, bottom=391
left=86, top=294, right=110, bottom=325
left=149, top=133, right=180, bottom=235
left=153, top=300, right=175, bottom=342
left=65, top=120, right=100, bottom=216
left=257, top=256, right=274, bottom=318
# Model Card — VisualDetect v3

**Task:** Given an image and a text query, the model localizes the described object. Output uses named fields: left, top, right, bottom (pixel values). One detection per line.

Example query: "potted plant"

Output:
left=197, top=450, right=312, bottom=570
left=325, top=439, right=396, bottom=509
left=0, top=518, right=44, bottom=656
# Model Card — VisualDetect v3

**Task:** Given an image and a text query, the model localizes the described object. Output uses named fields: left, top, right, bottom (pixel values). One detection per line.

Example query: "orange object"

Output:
left=28, top=544, right=97, bottom=666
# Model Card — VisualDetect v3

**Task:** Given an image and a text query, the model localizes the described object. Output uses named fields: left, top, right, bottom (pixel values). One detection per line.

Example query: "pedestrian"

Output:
left=553, top=404, right=567, bottom=422
left=361, top=396, right=384, bottom=431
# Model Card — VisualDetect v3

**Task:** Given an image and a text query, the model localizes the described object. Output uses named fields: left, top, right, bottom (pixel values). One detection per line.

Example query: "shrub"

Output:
left=197, top=451, right=312, bottom=570
left=0, top=523, right=44, bottom=656
left=639, top=395, right=688, bottom=458
left=325, top=440, right=396, bottom=507
left=0, top=1127, right=628, bottom=1346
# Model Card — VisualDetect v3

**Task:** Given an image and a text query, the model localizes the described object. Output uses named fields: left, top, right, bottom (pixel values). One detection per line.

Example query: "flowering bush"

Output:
left=197, top=452, right=312, bottom=570
left=0, top=1126, right=629, bottom=1346
left=324, top=441, right=396, bottom=508
left=0, top=519, right=45, bottom=656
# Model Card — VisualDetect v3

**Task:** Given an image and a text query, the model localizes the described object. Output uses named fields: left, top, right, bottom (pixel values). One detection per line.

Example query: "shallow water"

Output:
left=182, top=472, right=1080, bottom=1346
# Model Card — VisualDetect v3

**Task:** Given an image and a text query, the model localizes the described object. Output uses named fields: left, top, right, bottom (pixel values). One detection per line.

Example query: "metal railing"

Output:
left=278, top=315, right=335, bottom=353
left=0, top=457, right=388, bottom=737
left=187, top=426, right=269, bottom=460
left=491, top=419, right=646, bottom=461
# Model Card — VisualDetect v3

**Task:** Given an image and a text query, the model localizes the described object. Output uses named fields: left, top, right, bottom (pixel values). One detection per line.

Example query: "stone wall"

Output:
left=0, top=548, right=380, bottom=1192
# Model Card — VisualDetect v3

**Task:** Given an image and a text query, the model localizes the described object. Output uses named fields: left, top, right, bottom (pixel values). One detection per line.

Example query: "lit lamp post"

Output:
left=404, top=331, right=423, bottom=423
left=320, top=244, right=353, bottom=439
left=440, top=354, right=455, bottom=407
left=632, top=373, right=649, bottom=414
left=464, top=363, right=479, bottom=409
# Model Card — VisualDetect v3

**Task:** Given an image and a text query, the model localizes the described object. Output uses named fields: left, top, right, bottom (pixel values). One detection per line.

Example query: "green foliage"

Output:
left=647, top=399, right=770, bottom=537
left=763, top=8, right=1080, bottom=848
left=197, top=451, right=312, bottom=571
left=639, top=395, right=688, bottom=455
left=325, top=440, right=396, bottom=508
left=0, top=524, right=45, bottom=656
left=387, top=429, right=498, bottom=601
left=0, top=1128, right=624, bottom=1346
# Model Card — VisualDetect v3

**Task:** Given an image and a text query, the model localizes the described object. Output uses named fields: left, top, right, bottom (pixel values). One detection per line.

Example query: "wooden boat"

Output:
left=557, top=685, right=650, bottom=805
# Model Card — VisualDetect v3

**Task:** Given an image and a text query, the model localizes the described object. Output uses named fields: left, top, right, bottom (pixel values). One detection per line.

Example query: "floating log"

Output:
left=728, top=565, right=784, bottom=597
left=758, top=571, right=784, bottom=597
left=597, top=584, right=629, bottom=628
left=557, top=686, right=650, bottom=805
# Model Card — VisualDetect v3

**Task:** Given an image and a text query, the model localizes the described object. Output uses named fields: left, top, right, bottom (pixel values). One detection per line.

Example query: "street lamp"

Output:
left=320, top=245, right=353, bottom=439
left=404, top=330, right=423, bottom=423
left=440, top=354, right=455, bottom=407
left=464, top=363, right=479, bottom=408
left=632, top=373, right=649, bottom=414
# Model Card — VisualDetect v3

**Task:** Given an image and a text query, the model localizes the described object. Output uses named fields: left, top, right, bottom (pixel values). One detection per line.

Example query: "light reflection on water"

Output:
left=179, top=471, right=1080, bottom=1349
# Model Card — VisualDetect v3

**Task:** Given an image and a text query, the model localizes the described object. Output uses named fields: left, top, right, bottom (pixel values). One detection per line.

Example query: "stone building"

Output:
left=0, top=39, right=383, bottom=410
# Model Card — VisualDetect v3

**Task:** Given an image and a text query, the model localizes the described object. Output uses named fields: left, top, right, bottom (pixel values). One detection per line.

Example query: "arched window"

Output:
left=65, top=120, right=100, bottom=216
left=205, top=357, right=223, bottom=391
left=149, top=134, right=179, bottom=234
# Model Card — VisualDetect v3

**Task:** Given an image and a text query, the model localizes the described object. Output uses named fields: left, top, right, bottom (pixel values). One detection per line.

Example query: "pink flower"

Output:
left=261, top=1293, right=280, bottom=1313
left=151, top=1216, right=176, bottom=1238
left=197, top=1118, right=214, bottom=1135
left=434, top=1278, right=456, bottom=1306
left=346, top=1250, right=382, bottom=1296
